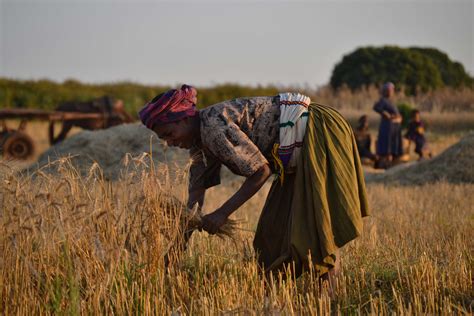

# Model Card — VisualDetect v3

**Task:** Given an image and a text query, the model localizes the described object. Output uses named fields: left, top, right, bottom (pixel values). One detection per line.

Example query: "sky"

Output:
left=0, top=0, right=472, bottom=88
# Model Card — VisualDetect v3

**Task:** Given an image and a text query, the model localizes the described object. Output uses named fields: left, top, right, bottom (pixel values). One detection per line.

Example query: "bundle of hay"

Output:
left=26, top=123, right=188, bottom=180
left=159, top=194, right=239, bottom=266
left=367, top=132, right=474, bottom=185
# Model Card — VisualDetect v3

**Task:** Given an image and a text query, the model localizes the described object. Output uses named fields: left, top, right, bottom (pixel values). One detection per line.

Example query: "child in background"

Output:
left=354, top=115, right=377, bottom=164
left=405, top=110, right=431, bottom=160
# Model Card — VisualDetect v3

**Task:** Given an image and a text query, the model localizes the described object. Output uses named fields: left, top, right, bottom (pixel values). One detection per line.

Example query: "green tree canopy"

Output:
left=330, top=46, right=473, bottom=94
left=410, top=47, right=473, bottom=88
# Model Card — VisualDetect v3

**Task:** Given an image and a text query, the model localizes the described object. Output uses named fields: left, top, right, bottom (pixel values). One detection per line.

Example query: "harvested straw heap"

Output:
left=26, top=123, right=187, bottom=180
left=367, top=132, right=474, bottom=185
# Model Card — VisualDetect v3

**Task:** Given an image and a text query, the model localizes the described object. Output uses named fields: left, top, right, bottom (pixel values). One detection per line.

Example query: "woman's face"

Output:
left=414, top=112, right=421, bottom=122
left=152, top=119, right=196, bottom=149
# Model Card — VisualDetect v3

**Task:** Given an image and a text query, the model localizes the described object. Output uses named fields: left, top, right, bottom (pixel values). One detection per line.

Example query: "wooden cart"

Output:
left=0, top=108, right=121, bottom=160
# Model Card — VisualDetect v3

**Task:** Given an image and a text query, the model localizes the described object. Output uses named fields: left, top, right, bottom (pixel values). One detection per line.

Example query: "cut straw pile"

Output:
left=25, top=123, right=187, bottom=180
left=366, top=132, right=474, bottom=185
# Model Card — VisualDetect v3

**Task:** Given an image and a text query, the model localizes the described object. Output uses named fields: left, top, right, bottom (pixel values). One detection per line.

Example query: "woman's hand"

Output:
left=392, top=115, right=402, bottom=124
left=200, top=164, right=272, bottom=235
left=201, top=209, right=229, bottom=235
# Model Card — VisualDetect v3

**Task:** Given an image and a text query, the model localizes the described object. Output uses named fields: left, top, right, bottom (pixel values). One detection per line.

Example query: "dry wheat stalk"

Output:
left=158, top=194, right=240, bottom=268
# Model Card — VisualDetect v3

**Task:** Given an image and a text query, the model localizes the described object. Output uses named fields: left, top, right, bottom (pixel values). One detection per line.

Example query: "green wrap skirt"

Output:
left=253, top=103, right=370, bottom=277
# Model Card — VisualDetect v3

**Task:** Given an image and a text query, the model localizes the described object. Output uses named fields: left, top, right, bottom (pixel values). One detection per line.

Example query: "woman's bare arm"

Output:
left=201, top=164, right=272, bottom=234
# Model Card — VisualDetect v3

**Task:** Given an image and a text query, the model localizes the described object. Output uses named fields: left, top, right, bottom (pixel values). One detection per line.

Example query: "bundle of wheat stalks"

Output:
left=184, top=204, right=239, bottom=238
left=158, top=193, right=240, bottom=266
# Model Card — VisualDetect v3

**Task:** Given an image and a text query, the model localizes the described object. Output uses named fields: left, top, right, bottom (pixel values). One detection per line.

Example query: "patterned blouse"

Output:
left=189, top=96, right=280, bottom=190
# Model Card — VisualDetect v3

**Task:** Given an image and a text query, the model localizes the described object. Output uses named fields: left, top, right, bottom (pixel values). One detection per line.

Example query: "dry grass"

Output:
left=1, top=94, right=473, bottom=314
left=1, top=158, right=472, bottom=314
left=312, top=85, right=474, bottom=112
left=341, top=109, right=474, bottom=135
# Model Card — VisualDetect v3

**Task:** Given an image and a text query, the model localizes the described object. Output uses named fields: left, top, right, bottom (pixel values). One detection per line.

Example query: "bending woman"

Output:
left=139, top=85, right=370, bottom=279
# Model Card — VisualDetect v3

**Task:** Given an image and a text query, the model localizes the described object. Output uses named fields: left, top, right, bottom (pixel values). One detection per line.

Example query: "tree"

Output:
left=330, top=46, right=472, bottom=94
left=410, top=47, right=473, bottom=88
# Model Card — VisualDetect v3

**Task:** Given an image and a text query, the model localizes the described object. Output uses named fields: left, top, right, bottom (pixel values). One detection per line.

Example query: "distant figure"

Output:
left=373, top=82, right=403, bottom=168
left=49, top=96, right=134, bottom=145
left=354, top=115, right=377, bottom=164
left=405, top=109, right=431, bottom=160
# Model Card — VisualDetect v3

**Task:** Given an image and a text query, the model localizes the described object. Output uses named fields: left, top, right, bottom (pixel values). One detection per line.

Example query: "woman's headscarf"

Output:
left=381, top=82, right=395, bottom=97
left=139, top=84, right=198, bottom=129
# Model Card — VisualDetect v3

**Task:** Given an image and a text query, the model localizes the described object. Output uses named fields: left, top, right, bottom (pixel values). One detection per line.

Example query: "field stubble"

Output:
left=1, top=158, right=472, bottom=314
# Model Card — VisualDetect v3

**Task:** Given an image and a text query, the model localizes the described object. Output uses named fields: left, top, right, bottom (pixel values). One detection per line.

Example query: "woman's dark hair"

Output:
left=357, top=115, right=368, bottom=130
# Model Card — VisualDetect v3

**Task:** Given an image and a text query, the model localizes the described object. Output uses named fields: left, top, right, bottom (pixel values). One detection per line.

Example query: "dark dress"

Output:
left=189, top=98, right=369, bottom=277
left=373, top=98, right=403, bottom=157
left=405, top=120, right=427, bottom=155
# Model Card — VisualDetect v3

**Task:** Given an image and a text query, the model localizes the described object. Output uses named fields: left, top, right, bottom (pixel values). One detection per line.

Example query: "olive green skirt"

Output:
left=253, top=103, right=370, bottom=277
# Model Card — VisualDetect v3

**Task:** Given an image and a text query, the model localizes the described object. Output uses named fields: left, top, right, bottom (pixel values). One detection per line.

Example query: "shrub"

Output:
left=397, top=102, right=416, bottom=129
left=330, top=46, right=473, bottom=94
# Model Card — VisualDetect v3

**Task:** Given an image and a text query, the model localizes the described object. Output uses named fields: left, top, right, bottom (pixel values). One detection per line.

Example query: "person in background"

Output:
left=139, top=85, right=369, bottom=289
left=405, top=109, right=431, bottom=160
left=353, top=115, right=377, bottom=164
left=373, top=82, right=403, bottom=168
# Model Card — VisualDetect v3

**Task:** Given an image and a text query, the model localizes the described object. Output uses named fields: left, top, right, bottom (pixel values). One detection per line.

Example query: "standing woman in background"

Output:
left=139, top=85, right=369, bottom=286
left=373, top=82, right=403, bottom=168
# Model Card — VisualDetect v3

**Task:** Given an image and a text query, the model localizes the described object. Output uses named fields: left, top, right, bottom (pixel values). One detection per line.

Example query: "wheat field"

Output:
left=1, top=157, right=472, bottom=314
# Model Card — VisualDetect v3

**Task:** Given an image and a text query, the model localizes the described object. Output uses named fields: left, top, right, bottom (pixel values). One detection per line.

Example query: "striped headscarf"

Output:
left=139, top=84, right=198, bottom=129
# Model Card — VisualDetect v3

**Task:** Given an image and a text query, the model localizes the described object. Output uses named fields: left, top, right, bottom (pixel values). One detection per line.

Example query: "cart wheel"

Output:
left=2, top=131, right=35, bottom=160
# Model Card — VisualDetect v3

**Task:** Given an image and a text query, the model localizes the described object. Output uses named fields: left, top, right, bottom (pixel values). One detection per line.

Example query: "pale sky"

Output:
left=1, top=0, right=472, bottom=88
